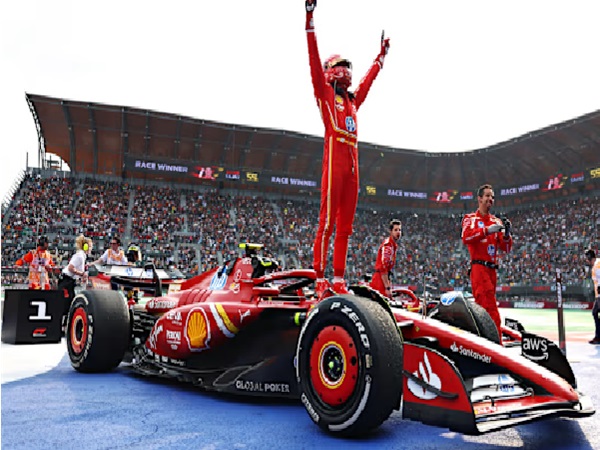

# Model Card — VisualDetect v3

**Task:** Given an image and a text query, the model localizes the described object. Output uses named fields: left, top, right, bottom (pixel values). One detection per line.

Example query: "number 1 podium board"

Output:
left=1, top=289, right=65, bottom=344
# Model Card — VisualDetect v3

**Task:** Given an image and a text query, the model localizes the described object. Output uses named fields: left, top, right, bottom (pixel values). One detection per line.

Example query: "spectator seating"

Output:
left=2, top=171, right=597, bottom=288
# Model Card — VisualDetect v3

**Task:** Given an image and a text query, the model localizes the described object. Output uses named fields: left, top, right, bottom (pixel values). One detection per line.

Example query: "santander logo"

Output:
left=407, top=352, right=441, bottom=400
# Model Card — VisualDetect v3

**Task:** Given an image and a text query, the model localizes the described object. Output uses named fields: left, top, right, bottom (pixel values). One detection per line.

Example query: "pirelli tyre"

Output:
left=67, top=290, right=130, bottom=372
left=467, top=301, right=500, bottom=344
left=430, top=292, right=500, bottom=344
left=296, top=295, right=403, bottom=437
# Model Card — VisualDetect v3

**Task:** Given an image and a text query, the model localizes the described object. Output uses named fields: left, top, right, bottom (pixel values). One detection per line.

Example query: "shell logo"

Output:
left=185, top=308, right=211, bottom=351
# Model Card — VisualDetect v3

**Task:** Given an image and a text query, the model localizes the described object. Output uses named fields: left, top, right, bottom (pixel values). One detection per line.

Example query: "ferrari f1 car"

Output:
left=66, top=243, right=594, bottom=437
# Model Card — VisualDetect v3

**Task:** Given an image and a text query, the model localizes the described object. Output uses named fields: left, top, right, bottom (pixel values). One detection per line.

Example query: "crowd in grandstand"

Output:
left=1, top=172, right=598, bottom=291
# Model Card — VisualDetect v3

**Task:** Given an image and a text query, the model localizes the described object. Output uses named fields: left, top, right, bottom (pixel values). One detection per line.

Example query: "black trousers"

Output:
left=57, top=274, right=76, bottom=316
left=593, top=296, right=600, bottom=340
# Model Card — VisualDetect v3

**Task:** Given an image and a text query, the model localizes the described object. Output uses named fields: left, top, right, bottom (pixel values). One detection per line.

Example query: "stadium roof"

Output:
left=26, top=93, right=600, bottom=192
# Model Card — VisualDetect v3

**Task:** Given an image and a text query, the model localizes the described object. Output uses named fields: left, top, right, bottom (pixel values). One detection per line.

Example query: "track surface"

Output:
left=2, top=309, right=599, bottom=449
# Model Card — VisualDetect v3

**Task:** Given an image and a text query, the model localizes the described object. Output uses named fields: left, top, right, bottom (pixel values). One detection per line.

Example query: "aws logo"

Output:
left=522, top=336, right=549, bottom=361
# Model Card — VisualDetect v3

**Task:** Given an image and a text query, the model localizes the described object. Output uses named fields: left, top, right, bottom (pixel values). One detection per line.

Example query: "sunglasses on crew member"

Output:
left=110, top=241, right=118, bottom=245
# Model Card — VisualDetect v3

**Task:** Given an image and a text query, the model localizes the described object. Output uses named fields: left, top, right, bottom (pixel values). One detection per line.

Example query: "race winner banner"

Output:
left=124, top=155, right=222, bottom=180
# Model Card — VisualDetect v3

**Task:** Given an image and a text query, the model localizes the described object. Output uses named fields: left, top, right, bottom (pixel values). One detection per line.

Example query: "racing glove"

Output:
left=305, top=0, right=316, bottom=30
left=503, top=218, right=512, bottom=238
left=377, top=32, right=391, bottom=67
left=486, top=224, right=503, bottom=235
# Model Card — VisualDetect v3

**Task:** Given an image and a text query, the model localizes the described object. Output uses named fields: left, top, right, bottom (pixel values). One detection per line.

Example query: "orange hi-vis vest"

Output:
left=16, top=248, right=54, bottom=289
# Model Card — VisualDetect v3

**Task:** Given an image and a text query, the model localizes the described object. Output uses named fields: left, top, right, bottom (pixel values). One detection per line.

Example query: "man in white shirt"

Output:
left=90, top=237, right=128, bottom=266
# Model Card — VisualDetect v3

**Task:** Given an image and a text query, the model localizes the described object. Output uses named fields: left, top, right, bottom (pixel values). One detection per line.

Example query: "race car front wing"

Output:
left=401, top=343, right=595, bottom=435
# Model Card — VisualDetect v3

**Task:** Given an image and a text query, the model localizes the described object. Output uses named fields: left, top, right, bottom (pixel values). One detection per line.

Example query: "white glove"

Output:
left=486, top=224, right=503, bottom=235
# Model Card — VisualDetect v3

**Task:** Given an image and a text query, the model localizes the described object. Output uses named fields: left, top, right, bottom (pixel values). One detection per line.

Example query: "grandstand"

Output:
left=21, top=93, right=600, bottom=207
left=1, top=94, right=599, bottom=304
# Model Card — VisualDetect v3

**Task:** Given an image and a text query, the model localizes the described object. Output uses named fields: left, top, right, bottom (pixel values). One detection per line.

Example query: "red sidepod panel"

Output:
left=145, top=300, right=260, bottom=360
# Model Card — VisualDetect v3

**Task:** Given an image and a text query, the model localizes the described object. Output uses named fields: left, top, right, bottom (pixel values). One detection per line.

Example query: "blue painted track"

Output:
left=2, top=342, right=600, bottom=449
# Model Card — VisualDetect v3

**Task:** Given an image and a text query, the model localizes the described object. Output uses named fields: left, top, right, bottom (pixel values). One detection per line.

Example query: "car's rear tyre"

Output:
left=67, top=290, right=130, bottom=372
left=296, top=295, right=403, bottom=437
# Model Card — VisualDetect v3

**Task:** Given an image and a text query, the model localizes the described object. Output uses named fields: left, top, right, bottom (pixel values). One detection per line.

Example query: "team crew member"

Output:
left=585, top=247, right=600, bottom=345
left=90, top=236, right=128, bottom=266
left=15, top=236, right=54, bottom=290
left=126, top=243, right=142, bottom=266
left=58, top=235, right=93, bottom=316
left=370, top=219, right=402, bottom=297
left=461, top=184, right=512, bottom=337
left=305, top=0, right=390, bottom=295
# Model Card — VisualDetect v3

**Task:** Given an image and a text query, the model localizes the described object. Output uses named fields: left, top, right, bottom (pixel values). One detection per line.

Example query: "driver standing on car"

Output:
left=370, top=219, right=402, bottom=297
left=90, top=236, right=129, bottom=266
left=461, top=184, right=512, bottom=337
left=305, top=0, right=390, bottom=295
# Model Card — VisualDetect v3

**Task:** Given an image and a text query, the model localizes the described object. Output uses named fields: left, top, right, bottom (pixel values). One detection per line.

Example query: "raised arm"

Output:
left=354, top=32, right=390, bottom=109
left=305, top=0, right=325, bottom=99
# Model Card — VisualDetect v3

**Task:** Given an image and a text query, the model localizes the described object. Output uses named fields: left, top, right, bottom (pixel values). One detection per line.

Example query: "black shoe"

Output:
left=589, top=338, right=600, bottom=345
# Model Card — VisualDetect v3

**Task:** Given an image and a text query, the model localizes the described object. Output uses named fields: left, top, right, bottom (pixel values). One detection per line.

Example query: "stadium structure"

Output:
left=21, top=93, right=600, bottom=209
left=1, top=93, right=599, bottom=307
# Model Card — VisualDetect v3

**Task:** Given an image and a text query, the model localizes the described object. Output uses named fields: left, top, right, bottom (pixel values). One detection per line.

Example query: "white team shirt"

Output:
left=62, top=250, right=87, bottom=279
left=98, top=248, right=128, bottom=265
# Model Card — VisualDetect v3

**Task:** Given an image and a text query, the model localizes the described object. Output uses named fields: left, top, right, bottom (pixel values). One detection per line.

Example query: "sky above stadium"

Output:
left=1, top=0, right=599, bottom=200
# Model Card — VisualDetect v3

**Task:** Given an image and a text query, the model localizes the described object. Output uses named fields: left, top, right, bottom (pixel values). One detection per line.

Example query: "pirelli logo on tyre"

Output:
left=329, top=301, right=371, bottom=350
left=301, top=393, right=320, bottom=423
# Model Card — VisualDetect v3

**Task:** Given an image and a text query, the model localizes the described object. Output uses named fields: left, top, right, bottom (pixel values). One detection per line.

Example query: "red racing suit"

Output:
left=306, top=16, right=384, bottom=278
left=461, top=211, right=512, bottom=335
left=370, top=237, right=398, bottom=296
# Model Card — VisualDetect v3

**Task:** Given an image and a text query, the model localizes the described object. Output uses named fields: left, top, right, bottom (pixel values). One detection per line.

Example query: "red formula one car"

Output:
left=66, top=244, right=594, bottom=437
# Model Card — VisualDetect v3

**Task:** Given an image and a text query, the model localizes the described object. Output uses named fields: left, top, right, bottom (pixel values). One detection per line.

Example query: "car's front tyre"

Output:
left=296, top=295, right=403, bottom=437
